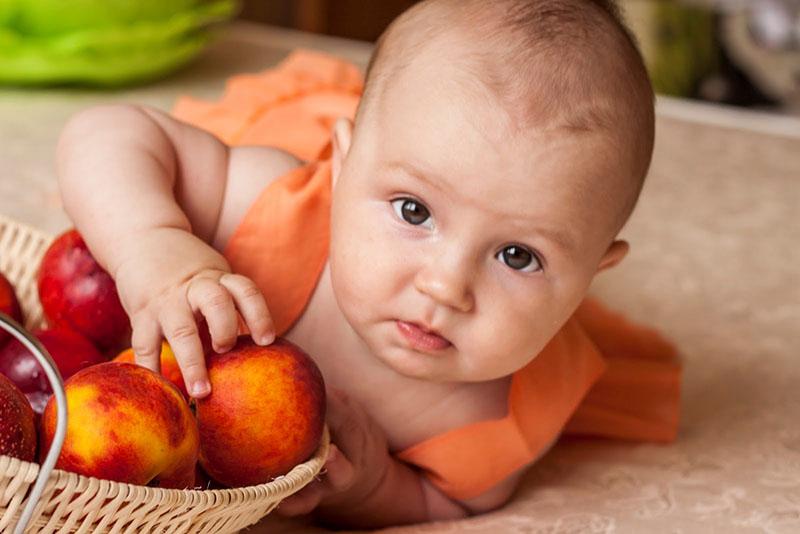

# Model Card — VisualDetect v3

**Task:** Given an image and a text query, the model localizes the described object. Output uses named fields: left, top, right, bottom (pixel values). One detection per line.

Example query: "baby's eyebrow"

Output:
left=529, top=226, right=576, bottom=256
left=384, top=160, right=446, bottom=192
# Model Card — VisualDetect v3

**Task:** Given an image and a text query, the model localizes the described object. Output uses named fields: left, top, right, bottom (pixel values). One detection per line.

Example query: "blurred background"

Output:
left=240, top=0, right=800, bottom=116
left=0, top=0, right=798, bottom=115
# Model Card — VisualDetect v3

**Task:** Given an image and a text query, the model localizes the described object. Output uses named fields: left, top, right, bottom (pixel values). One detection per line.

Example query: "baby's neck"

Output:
left=284, top=262, right=511, bottom=451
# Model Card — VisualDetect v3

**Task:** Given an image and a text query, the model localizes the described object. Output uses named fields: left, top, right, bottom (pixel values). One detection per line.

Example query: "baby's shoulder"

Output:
left=211, top=146, right=303, bottom=251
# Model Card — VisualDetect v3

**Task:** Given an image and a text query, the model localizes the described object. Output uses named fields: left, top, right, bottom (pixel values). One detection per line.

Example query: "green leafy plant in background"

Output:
left=649, top=3, right=718, bottom=97
left=0, top=0, right=239, bottom=86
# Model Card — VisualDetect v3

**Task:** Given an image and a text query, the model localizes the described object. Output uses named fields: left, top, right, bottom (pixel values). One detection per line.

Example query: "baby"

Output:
left=56, top=0, right=679, bottom=529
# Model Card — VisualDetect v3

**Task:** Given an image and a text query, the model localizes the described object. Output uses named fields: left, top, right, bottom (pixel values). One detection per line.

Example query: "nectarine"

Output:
left=0, top=326, right=106, bottom=415
left=0, top=372, right=37, bottom=461
left=0, top=272, right=23, bottom=348
left=195, top=338, right=325, bottom=487
left=39, top=362, right=199, bottom=488
left=114, top=342, right=189, bottom=399
left=37, top=229, right=130, bottom=353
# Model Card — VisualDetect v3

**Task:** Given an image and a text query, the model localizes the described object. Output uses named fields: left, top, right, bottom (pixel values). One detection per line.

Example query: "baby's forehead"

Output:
left=366, top=20, right=633, bottom=150
left=362, top=71, right=628, bottom=247
left=371, top=35, right=628, bottom=173
left=357, top=0, right=654, bottom=231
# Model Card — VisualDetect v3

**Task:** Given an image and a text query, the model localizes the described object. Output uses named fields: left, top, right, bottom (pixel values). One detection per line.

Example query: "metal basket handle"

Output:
left=0, top=312, right=68, bottom=534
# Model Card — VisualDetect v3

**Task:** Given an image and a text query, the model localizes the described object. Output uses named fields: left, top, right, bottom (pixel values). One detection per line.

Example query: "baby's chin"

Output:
left=373, top=343, right=463, bottom=382
left=373, top=342, right=511, bottom=383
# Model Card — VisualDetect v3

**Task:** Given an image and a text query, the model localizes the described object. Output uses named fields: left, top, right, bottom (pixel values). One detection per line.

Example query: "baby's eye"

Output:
left=496, top=245, right=542, bottom=273
left=391, top=198, right=433, bottom=229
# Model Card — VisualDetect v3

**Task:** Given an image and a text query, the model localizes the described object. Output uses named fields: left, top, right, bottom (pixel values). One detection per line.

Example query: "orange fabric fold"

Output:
left=396, top=299, right=681, bottom=500
left=173, top=49, right=363, bottom=161
left=396, top=315, right=609, bottom=500
left=224, top=161, right=333, bottom=336
left=174, top=49, right=682, bottom=503
left=564, top=299, right=682, bottom=442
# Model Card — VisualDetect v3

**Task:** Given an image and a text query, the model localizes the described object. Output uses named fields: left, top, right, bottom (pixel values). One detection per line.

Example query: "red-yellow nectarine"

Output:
left=195, top=337, right=326, bottom=487
left=40, top=362, right=199, bottom=488
left=114, top=342, right=188, bottom=399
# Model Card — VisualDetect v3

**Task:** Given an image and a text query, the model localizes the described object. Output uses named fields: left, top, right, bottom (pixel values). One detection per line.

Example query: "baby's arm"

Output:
left=309, top=458, right=523, bottom=528
left=56, top=104, right=293, bottom=397
left=276, top=390, right=529, bottom=528
left=313, top=453, right=522, bottom=526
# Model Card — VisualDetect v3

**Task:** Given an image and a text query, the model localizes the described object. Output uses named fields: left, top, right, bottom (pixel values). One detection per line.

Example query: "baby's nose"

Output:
left=413, top=260, right=474, bottom=313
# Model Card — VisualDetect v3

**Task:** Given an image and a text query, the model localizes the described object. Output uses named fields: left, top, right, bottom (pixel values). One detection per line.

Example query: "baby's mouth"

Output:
left=395, top=320, right=452, bottom=351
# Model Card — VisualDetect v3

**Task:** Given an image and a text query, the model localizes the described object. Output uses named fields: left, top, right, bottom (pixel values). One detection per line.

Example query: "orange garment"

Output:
left=175, top=50, right=682, bottom=502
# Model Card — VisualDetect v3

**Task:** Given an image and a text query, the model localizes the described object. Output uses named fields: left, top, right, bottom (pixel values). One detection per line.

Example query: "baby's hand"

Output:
left=114, top=227, right=275, bottom=398
left=276, top=389, right=390, bottom=517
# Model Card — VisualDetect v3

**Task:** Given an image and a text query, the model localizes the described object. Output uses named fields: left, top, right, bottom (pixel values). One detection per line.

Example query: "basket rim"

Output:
left=1, top=425, right=329, bottom=499
left=0, top=211, right=54, bottom=241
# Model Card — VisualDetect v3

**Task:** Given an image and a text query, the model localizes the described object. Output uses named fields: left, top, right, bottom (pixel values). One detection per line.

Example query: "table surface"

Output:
left=2, top=21, right=799, bottom=534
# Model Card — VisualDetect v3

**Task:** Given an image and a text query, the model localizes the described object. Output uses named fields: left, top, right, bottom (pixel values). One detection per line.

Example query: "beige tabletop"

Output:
left=0, top=22, right=373, bottom=235
left=2, top=21, right=799, bottom=534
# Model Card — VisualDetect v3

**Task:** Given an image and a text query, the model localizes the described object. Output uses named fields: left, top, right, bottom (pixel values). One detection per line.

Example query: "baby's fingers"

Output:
left=159, top=303, right=209, bottom=398
left=218, top=274, right=275, bottom=345
left=187, top=277, right=238, bottom=353
left=131, top=314, right=162, bottom=373
left=318, top=445, right=355, bottom=492
left=276, top=482, right=324, bottom=517
left=276, top=446, right=353, bottom=517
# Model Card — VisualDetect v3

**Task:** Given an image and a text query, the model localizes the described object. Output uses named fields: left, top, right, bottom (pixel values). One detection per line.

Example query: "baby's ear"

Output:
left=331, top=118, right=353, bottom=187
left=596, top=240, right=629, bottom=273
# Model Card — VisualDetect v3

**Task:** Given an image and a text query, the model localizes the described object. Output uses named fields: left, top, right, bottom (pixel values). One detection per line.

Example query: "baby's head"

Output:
left=328, top=0, right=654, bottom=382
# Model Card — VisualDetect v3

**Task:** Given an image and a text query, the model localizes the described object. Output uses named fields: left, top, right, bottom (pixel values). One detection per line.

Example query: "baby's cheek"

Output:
left=349, top=243, right=398, bottom=302
left=330, top=235, right=389, bottom=318
left=330, top=201, right=417, bottom=326
left=473, top=305, right=552, bottom=377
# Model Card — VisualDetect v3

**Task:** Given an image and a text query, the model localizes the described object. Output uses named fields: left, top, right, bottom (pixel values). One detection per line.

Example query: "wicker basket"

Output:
left=0, top=213, right=329, bottom=533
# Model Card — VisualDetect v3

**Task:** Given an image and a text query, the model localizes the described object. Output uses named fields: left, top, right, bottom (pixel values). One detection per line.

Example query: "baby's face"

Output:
left=329, top=55, right=628, bottom=382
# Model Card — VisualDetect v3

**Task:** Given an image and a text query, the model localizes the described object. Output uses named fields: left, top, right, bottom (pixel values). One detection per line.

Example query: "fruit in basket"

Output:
left=38, top=327, right=108, bottom=378
left=114, top=342, right=189, bottom=399
left=0, top=271, right=24, bottom=348
left=37, top=229, right=131, bottom=353
left=39, top=362, right=199, bottom=488
left=0, top=337, right=50, bottom=416
left=194, top=337, right=326, bottom=487
left=0, top=373, right=37, bottom=461
left=0, top=326, right=107, bottom=415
